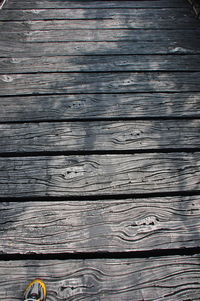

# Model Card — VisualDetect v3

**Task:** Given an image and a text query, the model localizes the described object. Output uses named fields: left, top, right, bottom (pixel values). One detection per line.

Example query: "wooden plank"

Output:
left=1, top=40, right=199, bottom=57
left=0, top=153, right=200, bottom=198
left=1, top=196, right=200, bottom=254
left=0, top=120, right=200, bottom=153
left=1, top=256, right=200, bottom=300
left=0, top=8, right=196, bottom=22
left=1, top=55, right=200, bottom=74
left=0, top=8, right=198, bottom=29
left=0, top=92, right=199, bottom=122
left=5, top=0, right=189, bottom=9
left=2, top=29, right=200, bottom=43
left=0, top=72, right=200, bottom=96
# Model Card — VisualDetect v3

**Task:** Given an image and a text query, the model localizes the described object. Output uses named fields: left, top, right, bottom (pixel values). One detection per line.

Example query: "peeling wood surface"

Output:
left=0, top=120, right=200, bottom=153
left=1, top=153, right=200, bottom=198
left=0, top=196, right=200, bottom=254
left=1, top=256, right=200, bottom=300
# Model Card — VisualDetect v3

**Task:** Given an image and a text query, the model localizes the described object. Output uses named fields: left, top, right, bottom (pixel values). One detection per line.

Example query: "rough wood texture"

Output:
left=2, top=55, right=200, bottom=74
left=1, top=8, right=198, bottom=29
left=2, top=29, right=200, bottom=43
left=0, top=92, right=199, bottom=122
left=1, top=256, right=200, bottom=300
left=1, top=153, right=200, bottom=198
left=4, top=0, right=189, bottom=9
left=1, top=72, right=200, bottom=96
left=1, top=40, right=200, bottom=57
left=0, top=196, right=200, bottom=254
left=0, top=120, right=199, bottom=153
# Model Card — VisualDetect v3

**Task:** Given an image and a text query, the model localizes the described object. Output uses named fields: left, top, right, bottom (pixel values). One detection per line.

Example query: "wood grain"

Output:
left=0, top=196, right=200, bottom=254
left=5, top=0, right=188, bottom=9
left=1, top=72, right=200, bottom=96
left=0, top=120, right=199, bottom=153
left=0, top=92, right=199, bottom=122
left=0, top=8, right=198, bottom=29
left=0, top=153, right=200, bottom=198
left=1, top=40, right=200, bottom=57
left=1, top=55, right=200, bottom=74
left=2, top=29, right=200, bottom=43
left=1, top=256, right=200, bottom=300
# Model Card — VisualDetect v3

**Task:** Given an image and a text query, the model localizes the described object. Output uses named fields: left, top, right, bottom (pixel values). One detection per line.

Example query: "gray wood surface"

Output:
left=0, top=196, right=200, bottom=254
left=1, top=256, right=200, bottom=300
left=4, top=8, right=195, bottom=21
left=1, top=72, right=200, bottom=96
left=2, top=29, right=200, bottom=43
left=1, top=55, right=200, bottom=74
left=1, top=12, right=198, bottom=31
left=4, top=0, right=189, bottom=9
left=0, top=120, right=199, bottom=153
left=1, top=8, right=198, bottom=29
left=0, top=92, right=199, bottom=122
left=1, top=40, right=199, bottom=57
left=1, top=153, right=200, bottom=198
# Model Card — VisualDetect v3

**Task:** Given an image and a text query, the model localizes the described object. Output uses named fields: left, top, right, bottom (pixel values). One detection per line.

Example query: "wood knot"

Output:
left=1, top=75, right=13, bottom=83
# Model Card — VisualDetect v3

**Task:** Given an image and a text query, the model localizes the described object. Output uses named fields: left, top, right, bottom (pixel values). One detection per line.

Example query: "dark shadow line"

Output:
left=1, top=91, right=200, bottom=98
left=0, top=148, right=200, bottom=158
left=0, top=247, right=200, bottom=261
left=1, top=116, right=200, bottom=124
left=1, top=70, right=200, bottom=75
left=1, top=190, right=200, bottom=203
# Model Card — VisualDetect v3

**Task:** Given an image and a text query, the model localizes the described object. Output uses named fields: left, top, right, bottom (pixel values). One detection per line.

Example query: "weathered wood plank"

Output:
left=1, top=72, right=200, bottom=96
left=0, top=120, right=200, bottom=153
left=0, top=8, right=198, bottom=29
left=4, top=0, right=189, bottom=9
left=4, top=8, right=193, bottom=21
left=1, top=256, right=200, bottom=300
left=2, top=29, right=200, bottom=43
left=1, top=40, right=199, bottom=57
left=0, top=153, right=200, bottom=198
left=1, top=55, right=200, bottom=74
left=1, top=196, right=200, bottom=254
left=0, top=93, right=199, bottom=122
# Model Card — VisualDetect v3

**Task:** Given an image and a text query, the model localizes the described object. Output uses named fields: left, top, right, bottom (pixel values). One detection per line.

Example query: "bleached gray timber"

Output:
left=0, top=9, right=199, bottom=28
left=2, top=55, right=200, bottom=73
left=0, top=93, right=199, bottom=122
left=0, top=196, right=200, bottom=254
left=0, top=256, right=200, bottom=300
left=4, top=0, right=188, bottom=9
left=1, top=0, right=200, bottom=299
left=1, top=72, right=200, bottom=96
left=0, top=120, right=199, bottom=153
left=1, top=153, right=200, bottom=197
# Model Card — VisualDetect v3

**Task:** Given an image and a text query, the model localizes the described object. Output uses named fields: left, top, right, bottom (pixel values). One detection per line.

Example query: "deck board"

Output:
left=1, top=72, right=200, bottom=96
left=0, top=0, right=200, bottom=298
left=4, top=0, right=190, bottom=9
left=0, top=120, right=200, bottom=153
left=1, top=256, right=200, bottom=300
left=1, top=153, right=200, bottom=198
left=2, top=55, right=200, bottom=73
left=0, top=92, right=199, bottom=122
left=0, top=196, right=200, bottom=254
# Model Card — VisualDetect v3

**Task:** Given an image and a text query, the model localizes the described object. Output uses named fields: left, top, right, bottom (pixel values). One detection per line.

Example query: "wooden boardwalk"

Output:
left=0, top=0, right=200, bottom=299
